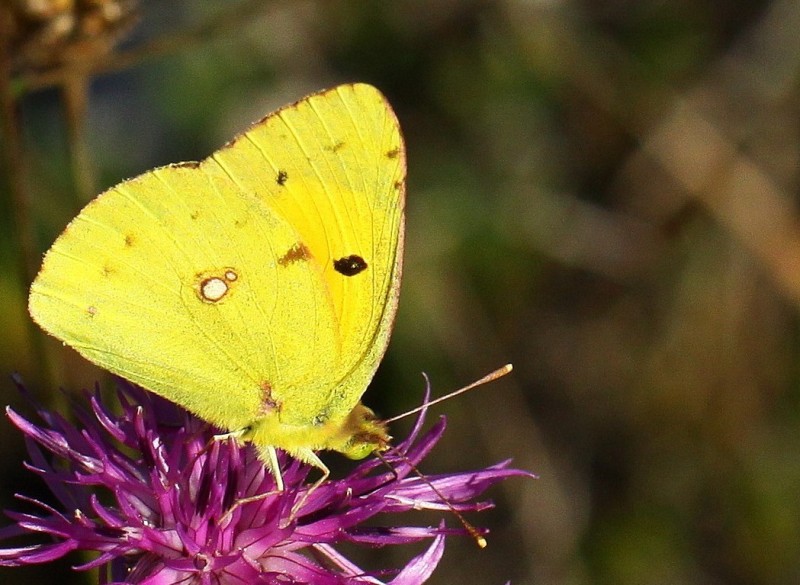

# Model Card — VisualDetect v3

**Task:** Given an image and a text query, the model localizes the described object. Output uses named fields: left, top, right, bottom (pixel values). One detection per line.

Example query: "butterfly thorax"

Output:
left=245, top=401, right=390, bottom=461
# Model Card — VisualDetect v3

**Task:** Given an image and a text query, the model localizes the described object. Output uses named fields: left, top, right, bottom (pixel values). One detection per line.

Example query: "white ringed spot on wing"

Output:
left=197, top=268, right=239, bottom=303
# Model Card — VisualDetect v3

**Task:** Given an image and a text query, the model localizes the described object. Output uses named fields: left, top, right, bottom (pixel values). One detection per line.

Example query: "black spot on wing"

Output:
left=333, top=255, right=368, bottom=276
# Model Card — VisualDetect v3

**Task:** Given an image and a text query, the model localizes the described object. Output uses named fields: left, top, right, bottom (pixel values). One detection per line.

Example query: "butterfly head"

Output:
left=334, top=402, right=391, bottom=460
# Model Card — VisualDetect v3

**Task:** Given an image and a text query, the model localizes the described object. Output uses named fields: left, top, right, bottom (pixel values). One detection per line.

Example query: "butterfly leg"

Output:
left=258, top=445, right=285, bottom=491
left=219, top=432, right=286, bottom=491
left=288, top=448, right=330, bottom=519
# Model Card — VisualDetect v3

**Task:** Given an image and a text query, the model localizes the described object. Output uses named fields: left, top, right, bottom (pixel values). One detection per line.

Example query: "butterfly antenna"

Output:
left=375, top=448, right=488, bottom=548
left=375, top=364, right=514, bottom=548
left=384, top=363, right=513, bottom=424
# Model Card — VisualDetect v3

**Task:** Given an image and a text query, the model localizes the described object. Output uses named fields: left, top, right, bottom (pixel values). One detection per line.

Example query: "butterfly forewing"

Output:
left=211, top=83, right=405, bottom=425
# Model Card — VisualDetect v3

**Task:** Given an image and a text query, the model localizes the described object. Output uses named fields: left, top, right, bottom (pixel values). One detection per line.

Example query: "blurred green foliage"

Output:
left=2, top=1, right=800, bottom=584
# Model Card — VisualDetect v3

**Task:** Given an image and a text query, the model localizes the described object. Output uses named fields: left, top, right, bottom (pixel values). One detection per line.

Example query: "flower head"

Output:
left=0, top=378, right=531, bottom=584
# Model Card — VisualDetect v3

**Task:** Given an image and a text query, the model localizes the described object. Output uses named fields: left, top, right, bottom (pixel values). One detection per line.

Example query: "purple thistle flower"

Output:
left=0, top=378, right=531, bottom=584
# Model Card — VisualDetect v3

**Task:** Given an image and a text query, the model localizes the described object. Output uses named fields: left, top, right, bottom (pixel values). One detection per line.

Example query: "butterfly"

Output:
left=29, top=83, right=405, bottom=489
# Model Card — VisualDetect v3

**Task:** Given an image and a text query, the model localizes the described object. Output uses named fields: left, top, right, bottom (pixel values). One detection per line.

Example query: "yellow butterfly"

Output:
left=28, top=83, right=405, bottom=489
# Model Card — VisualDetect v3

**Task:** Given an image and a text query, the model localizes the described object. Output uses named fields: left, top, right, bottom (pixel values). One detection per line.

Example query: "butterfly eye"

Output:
left=341, top=440, right=375, bottom=460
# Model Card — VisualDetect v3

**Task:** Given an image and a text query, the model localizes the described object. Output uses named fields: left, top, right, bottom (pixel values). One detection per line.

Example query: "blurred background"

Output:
left=2, top=1, right=800, bottom=584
